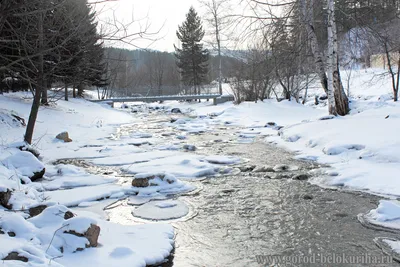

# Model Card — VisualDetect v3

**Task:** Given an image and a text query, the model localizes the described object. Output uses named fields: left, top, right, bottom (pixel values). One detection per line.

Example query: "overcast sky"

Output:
left=95, top=0, right=203, bottom=52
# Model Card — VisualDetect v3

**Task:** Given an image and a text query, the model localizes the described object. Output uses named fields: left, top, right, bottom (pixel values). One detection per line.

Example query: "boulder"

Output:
left=239, top=165, right=256, bottom=172
left=56, top=131, right=72, bottom=142
left=272, top=173, right=293, bottom=179
left=2, top=252, right=28, bottom=262
left=65, top=223, right=100, bottom=248
left=2, top=151, right=45, bottom=182
left=293, top=174, right=309, bottom=181
left=28, top=204, right=47, bottom=217
left=183, top=144, right=196, bottom=151
left=132, top=177, right=152, bottom=187
left=30, top=168, right=45, bottom=182
left=64, top=211, right=75, bottom=220
left=273, top=164, right=289, bottom=172
left=84, top=224, right=101, bottom=247
left=265, top=122, right=277, bottom=127
left=253, top=166, right=275, bottom=173
left=17, top=143, right=40, bottom=158
left=171, top=108, right=182, bottom=114
left=132, top=173, right=175, bottom=187
left=0, top=189, right=12, bottom=209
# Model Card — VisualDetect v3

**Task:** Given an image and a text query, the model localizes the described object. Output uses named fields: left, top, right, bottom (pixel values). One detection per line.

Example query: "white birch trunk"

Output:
left=327, top=0, right=337, bottom=115
left=299, top=0, right=328, bottom=94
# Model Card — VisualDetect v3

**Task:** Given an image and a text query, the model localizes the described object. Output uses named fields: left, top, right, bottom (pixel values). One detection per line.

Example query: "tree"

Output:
left=175, top=7, right=209, bottom=95
left=200, top=0, right=230, bottom=95
left=299, top=0, right=349, bottom=115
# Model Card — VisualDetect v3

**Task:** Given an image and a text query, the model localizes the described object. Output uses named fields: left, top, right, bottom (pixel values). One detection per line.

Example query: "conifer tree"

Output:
left=175, top=7, right=209, bottom=95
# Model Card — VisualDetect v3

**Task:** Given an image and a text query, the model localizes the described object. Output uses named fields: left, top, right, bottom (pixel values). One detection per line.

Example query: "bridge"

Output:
left=90, top=94, right=234, bottom=107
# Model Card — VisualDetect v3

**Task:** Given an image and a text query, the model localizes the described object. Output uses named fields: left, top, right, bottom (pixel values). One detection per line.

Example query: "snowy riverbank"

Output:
left=0, top=93, right=176, bottom=266
left=2, top=67, right=400, bottom=264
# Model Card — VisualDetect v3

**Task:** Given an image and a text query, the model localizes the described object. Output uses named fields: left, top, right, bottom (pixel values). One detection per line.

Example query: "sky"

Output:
left=94, top=0, right=202, bottom=52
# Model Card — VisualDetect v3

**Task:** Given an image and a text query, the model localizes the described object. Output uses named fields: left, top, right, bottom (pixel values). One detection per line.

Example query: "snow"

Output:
left=44, top=184, right=125, bottom=207
left=1, top=151, right=44, bottom=180
left=362, top=200, right=400, bottom=230
left=62, top=216, right=97, bottom=234
left=41, top=164, right=116, bottom=190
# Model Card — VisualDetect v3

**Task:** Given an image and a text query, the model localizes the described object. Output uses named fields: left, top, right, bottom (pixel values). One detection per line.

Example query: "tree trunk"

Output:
left=300, top=0, right=328, bottom=95
left=216, top=27, right=222, bottom=95
left=77, top=83, right=84, bottom=97
left=65, top=82, right=68, bottom=101
left=73, top=83, right=76, bottom=98
left=41, top=80, right=48, bottom=105
left=328, top=0, right=349, bottom=115
left=25, top=13, right=44, bottom=145
left=327, top=0, right=337, bottom=115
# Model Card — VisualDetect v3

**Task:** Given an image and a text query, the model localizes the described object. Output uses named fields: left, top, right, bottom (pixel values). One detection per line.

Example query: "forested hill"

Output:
left=102, top=47, right=242, bottom=97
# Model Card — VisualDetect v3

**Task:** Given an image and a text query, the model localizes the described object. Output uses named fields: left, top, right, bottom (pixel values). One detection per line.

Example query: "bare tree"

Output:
left=200, top=0, right=231, bottom=95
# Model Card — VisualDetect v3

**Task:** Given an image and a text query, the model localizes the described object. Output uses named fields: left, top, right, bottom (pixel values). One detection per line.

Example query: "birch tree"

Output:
left=299, top=0, right=349, bottom=115
left=199, top=0, right=230, bottom=95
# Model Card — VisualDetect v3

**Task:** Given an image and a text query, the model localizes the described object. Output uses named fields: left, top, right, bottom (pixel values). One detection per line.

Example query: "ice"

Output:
left=132, top=199, right=189, bottom=220
left=122, top=155, right=218, bottom=179
left=91, top=150, right=176, bottom=166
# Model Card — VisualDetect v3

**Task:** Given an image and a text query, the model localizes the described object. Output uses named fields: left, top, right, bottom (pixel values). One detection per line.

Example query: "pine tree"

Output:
left=175, top=7, right=209, bottom=95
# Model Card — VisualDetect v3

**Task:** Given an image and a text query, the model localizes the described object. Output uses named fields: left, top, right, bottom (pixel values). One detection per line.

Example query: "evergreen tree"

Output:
left=174, top=7, right=209, bottom=95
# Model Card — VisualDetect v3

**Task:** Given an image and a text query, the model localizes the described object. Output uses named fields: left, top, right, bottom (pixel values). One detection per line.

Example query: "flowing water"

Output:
left=75, top=107, right=399, bottom=267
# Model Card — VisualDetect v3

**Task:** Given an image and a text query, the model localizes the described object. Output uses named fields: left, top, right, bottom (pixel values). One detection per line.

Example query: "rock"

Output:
left=132, top=173, right=174, bottom=187
left=170, top=118, right=177, bottom=123
left=17, top=143, right=40, bottom=158
left=2, top=151, right=45, bottom=182
left=29, top=204, right=47, bottom=217
left=293, top=174, right=309, bottom=181
left=265, top=122, right=277, bottom=127
left=303, top=194, right=313, bottom=200
left=275, top=126, right=284, bottom=130
left=161, top=132, right=175, bottom=137
left=263, top=175, right=272, bottom=179
left=7, top=232, right=15, bottom=237
left=318, top=115, right=335, bottom=121
left=171, top=108, right=182, bottom=114
left=131, top=177, right=151, bottom=187
left=0, top=228, right=3, bottom=234
left=29, top=168, right=45, bottom=182
left=273, top=164, right=289, bottom=172
left=239, top=165, right=256, bottom=172
left=2, top=252, right=28, bottom=262
left=272, top=173, right=293, bottom=179
left=121, top=103, right=129, bottom=109
left=183, top=144, right=196, bottom=151
left=0, top=189, right=12, bottom=209
left=253, top=166, right=275, bottom=173
left=56, top=131, right=72, bottom=142
left=220, top=189, right=236, bottom=194
left=176, top=135, right=186, bottom=140
left=65, top=223, right=100, bottom=248
left=319, top=94, right=328, bottom=100
left=64, top=211, right=75, bottom=220
left=85, top=224, right=101, bottom=247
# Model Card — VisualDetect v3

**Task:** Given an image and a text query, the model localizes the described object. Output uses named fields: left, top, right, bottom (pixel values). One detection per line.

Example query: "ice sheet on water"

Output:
left=132, top=199, right=189, bottom=221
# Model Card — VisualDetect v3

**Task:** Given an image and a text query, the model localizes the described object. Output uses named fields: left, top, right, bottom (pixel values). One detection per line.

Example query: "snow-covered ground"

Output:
left=0, top=93, right=177, bottom=266
left=2, top=67, right=400, bottom=264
